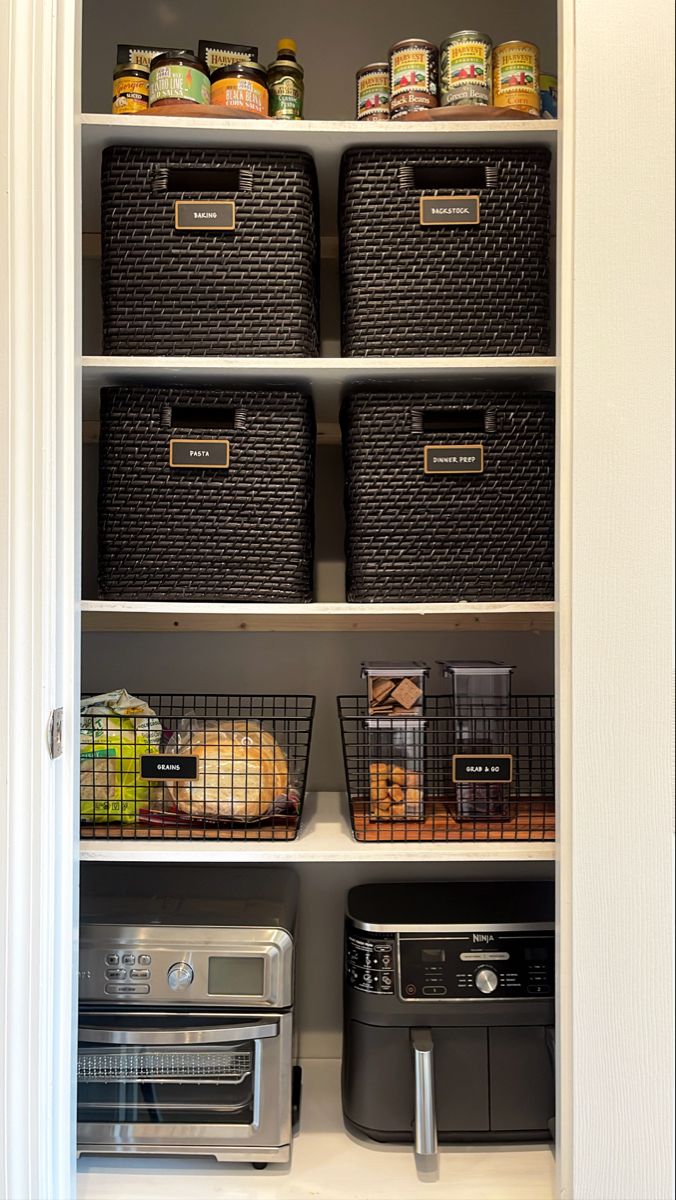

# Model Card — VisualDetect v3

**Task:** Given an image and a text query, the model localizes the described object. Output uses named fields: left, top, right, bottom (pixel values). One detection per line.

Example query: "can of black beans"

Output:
left=389, top=39, right=438, bottom=118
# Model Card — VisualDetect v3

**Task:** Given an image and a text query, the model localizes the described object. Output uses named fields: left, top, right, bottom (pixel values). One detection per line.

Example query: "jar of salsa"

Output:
left=211, top=62, right=269, bottom=116
left=149, top=51, right=210, bottom=109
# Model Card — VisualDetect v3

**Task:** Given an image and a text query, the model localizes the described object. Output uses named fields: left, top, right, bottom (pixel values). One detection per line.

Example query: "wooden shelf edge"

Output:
left=80, top=601, right=556, bottom=633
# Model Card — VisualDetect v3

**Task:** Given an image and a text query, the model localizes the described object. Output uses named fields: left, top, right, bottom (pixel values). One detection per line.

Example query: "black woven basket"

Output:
left=341, top=390, right=554, bottom=601
left=98, top=387, right=315, bottom=601
left=101, top=146, right=319, bottom=356
left=339, top=146, right=551, bottom=356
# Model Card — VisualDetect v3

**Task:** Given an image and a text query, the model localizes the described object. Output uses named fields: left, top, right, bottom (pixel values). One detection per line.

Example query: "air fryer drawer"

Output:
left=342, top=1020, right=489, bottom=1139
left=488, top=1026, right=555, bottom=1131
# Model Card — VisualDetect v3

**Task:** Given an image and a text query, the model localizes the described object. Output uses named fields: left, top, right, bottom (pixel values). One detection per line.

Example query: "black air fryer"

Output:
left=342, top=881, right=554, bottom=1153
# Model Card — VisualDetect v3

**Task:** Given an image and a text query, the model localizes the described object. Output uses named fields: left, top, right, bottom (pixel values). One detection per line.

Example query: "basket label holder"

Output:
left=452, top=754, right=513, bottom=783
left=424, top=444, right=484, bottom=473
left=420, top=195, right=480, bottom=225
left=140, top=755, right=199, bottom=781
left=175, top=200, right=236, bottom=231
left=170, top=439, right=230, bottom=469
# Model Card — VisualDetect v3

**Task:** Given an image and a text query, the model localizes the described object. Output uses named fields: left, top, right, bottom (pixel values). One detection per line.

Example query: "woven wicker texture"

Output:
left=339, top=146, right=551, bottom=356
left=98, top=387, right=315, bottom=601
left=101, top=146, right=319, bottom=356
left=341, top=390, right=554, bottom=601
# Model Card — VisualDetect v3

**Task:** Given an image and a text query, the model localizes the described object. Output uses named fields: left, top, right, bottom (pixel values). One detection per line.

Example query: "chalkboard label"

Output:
left=140, top=755, right=199, bottom=781
left=170, top=439, right=230, bottom=468
left=452, top=755, right=513, bottom=783
left=420, top=195, right=480, bottom=225
left=424, top=444, right=484, bottom=473
left=175, top=200, right=236, bottom=230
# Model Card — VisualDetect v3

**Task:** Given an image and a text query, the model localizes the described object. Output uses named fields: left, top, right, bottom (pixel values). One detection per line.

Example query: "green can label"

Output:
left=269, top=75, right=302, bottom=119
left=149, top=63, right=210, bottom=107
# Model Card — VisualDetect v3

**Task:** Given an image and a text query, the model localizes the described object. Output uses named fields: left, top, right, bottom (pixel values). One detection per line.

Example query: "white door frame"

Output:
left=0, top=1, right=673, bottom=1198
left=0, top=1, right=81, bottom=1197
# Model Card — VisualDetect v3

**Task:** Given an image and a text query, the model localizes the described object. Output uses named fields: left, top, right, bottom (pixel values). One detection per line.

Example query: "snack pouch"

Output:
left=80, top=689, right=162, bottom=823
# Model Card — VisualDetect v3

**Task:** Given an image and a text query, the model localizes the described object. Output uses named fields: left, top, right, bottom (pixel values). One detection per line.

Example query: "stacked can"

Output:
left=388, top=39, right=438, bottom=119
left=356, top=63, right=390, bottom=120
left=440, top=31, right=492, bottom=107
left=492, top=40, right=541, bottom=115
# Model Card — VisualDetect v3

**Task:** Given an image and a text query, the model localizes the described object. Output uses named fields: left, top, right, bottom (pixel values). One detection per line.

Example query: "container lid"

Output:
left=151, top=50, right=209, bottom=72
left=211, top=61, right=267, bottom=78
left=440, top=660, right=514, bottom=675
left=362, top=661, right=430, bottom=678
left=277, top=37, right=297, bottom=53
left=358, top=62, right=389, bottom=72
left=444, top=30, right=491, bottom=39
left=114, top=63, right=150, bottom=77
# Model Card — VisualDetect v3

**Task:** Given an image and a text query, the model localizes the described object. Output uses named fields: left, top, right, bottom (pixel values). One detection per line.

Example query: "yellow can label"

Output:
left=211, top=75, right=268, bottom=116
left=112, top=74, right=149, bottom=114
left=493, top=44, right=540, bottom=114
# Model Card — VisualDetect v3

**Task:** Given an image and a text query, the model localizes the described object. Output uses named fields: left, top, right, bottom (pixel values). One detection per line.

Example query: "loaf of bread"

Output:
left=167, top=720, right=289, bottom=823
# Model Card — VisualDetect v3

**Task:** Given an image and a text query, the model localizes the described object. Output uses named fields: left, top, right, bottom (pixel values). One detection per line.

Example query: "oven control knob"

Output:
left=167, top=962, right=194, bottom=991
left=474, top=967, right=498, bottom=995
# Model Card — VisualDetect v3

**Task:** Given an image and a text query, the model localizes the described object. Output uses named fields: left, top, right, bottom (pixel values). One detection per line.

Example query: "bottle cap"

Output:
left=277, top=38, right=297, bottom=53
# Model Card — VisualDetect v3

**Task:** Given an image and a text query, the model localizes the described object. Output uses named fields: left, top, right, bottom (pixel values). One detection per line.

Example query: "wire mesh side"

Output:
left=80, top=694, right=315, bottom=841
left=338, top=695, right=555, bottom=843
left=77, top=1049, right=252, bottom=1084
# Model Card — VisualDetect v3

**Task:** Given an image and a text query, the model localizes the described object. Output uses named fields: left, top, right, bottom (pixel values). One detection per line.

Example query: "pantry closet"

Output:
left=0, top=0, right=673, bottom=1198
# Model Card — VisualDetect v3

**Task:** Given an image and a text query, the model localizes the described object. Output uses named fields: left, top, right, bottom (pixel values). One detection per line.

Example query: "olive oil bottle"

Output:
left=267, top=38, right=304, bottom=119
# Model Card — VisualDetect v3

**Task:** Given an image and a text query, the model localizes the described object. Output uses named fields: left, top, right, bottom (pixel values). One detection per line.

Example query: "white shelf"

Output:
left=81, top=113, right=558, bottom=234
left=81, top=599, right=556, bottom=634
left=80, top=791, right=555, bottom=863
left=81, top=356, right=558, bottom=427
left=77, top=1058, right=556, bottom=1200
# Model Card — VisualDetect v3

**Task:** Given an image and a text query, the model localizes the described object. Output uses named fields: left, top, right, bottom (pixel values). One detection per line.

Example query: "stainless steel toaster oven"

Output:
left=77, top=866, right=298, bottom=1167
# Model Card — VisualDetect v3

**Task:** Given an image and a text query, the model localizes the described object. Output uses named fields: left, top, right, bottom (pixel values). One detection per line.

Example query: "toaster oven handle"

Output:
left=411, top=1028, right=438, bottom=1158
left=79, top=1020, right=279, bottom=1046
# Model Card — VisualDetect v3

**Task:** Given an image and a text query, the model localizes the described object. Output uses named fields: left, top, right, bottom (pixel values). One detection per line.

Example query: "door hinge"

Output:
left=48, top=708, right=63, bottom=759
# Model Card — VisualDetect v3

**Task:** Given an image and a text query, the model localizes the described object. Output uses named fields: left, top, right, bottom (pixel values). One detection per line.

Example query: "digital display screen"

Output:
left=421, top=948, right=446, bottom=964
left=525, top=947, right=550, bottom=962
left=208, top=956, right=265, bottom=995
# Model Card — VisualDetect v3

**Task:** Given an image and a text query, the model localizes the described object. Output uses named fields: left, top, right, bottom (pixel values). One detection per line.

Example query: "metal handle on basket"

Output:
left=411, top=405, right=496, bottom=434
left=160, top=403, right=245, bottom=431
left=152, top=165, right=253, bottom=194
left=411, top=1028, right=438, bottom=1158
left=80, top=1020, right=279, bottom=1046
left=399, top=164, right=497, bottom=191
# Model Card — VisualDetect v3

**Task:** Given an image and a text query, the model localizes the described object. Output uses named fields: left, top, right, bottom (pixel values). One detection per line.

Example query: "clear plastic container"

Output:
left=361, top=662, right=429, bottom=718
left=366, top=718, right=425, bottom=821
left=440, top=661, right=514, bottom=820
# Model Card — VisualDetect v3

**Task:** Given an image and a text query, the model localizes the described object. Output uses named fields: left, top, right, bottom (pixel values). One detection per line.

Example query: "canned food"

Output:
left=211, top=62, right=269, bottom=116
left=356, top=63, right=390, bottom=121
left=112, top=63, right=149, bottom=114
left=149, top=51, right=211, bottom=109
left=389, top=39, right=438, bottom=117
left=493, top=40, right=540, bottom=115
left=540, top=74, right=557, bottom=118
left=440, top=31, right=492, bottom=107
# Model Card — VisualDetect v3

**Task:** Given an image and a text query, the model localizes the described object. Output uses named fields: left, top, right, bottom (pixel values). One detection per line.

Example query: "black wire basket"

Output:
left=80, top=694, right=315, bottom=841
left=338, top=695, right=554, bottom=842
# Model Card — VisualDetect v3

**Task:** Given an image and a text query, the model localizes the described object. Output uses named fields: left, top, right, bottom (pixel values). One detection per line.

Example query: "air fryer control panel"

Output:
left=346, top=926, right=554, bottom=1000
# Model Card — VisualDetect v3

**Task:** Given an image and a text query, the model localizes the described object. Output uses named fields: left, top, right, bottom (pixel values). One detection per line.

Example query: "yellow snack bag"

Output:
left=80, top=690, right=161, bottom=824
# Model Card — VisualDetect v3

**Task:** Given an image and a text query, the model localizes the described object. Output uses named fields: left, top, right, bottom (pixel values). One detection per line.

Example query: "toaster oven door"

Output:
left=77, top=1009, right=292, bottom=1161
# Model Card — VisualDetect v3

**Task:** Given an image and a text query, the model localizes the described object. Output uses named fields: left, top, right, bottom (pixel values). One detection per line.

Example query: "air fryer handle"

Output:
left=411, top=1028, right=438, bottom=1158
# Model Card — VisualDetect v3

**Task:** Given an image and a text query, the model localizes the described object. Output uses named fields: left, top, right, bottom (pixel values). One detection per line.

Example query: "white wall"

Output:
left=557, top=1, right=675, bottom=1197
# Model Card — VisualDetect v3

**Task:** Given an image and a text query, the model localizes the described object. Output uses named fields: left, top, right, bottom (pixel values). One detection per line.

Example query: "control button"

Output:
left=138, top=955, right=151, bottom=967
left=422, top=985, right=447, bottom=996
left=130, top=969, right=150, bottom=980
left=375, top=943, right=392, bottom=952
left=105, top=968, right=126, bottom=980
left=121, top=954, right=135, bottom=966
left=474, top=968, right=499, bottom=995
left=381, top=975, right=392, bottom=988
left=105, top=984, right=150, bottom=995
left=105, top=954, right=119, bottom=966
left=167, top=962, right=194, bottom=991
left=527, top=985, right=549, bottom=995
left=404, top=984, right=417, bottom=996
left=381, top=956, right=392, bottom=968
